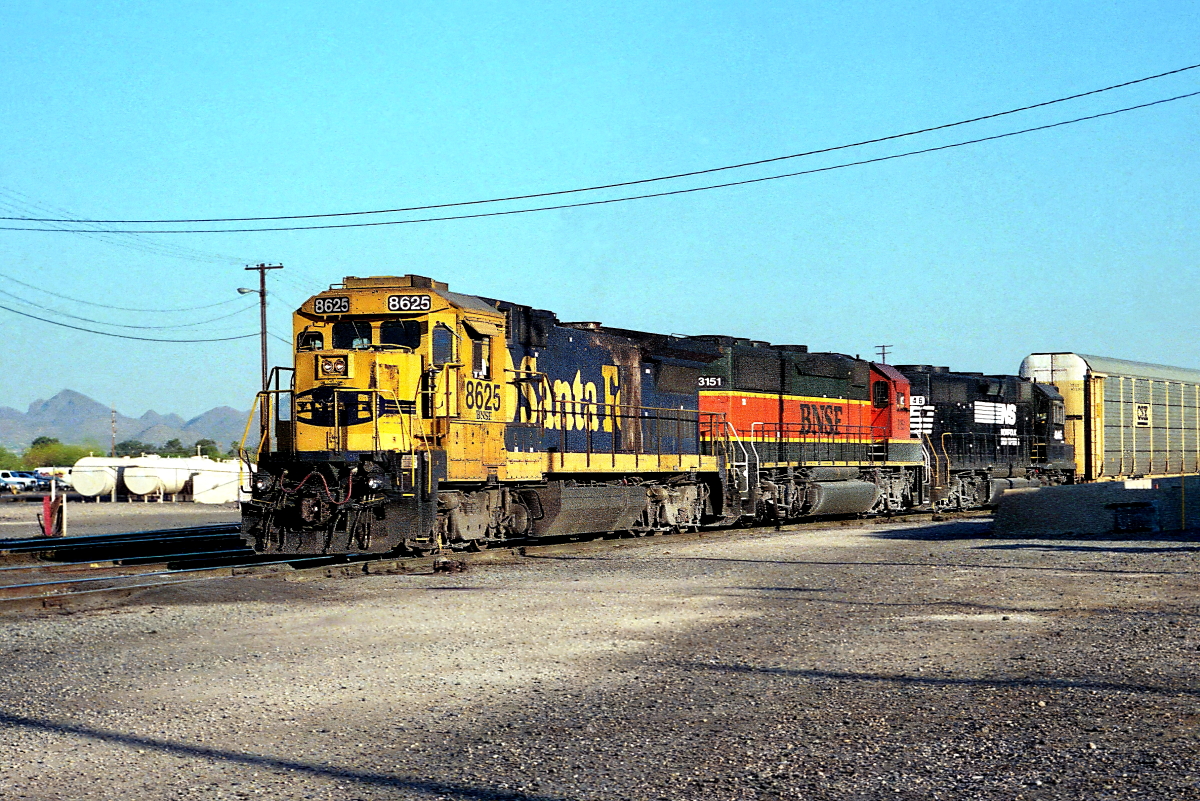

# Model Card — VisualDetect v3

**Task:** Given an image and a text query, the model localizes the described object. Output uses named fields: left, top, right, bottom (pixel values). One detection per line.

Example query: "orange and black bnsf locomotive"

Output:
left=240, top=275, right=1074, bottom=555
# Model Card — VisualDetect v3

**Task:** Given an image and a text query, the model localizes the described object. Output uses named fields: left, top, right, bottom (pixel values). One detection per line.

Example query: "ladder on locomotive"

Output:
left=923, top=433, right=950, bottom=497
left=713, top=420, right=752, bottom=501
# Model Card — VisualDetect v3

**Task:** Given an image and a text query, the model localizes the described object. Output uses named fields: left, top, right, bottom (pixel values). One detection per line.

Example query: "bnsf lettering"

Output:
left=797, top=403, right=843, bottom=435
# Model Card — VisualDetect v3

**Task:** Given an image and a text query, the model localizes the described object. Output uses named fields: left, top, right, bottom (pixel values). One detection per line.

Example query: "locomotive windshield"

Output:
left=332, top=321, right=372, bottom=349
left=380, top=319, right=422, bottom=349
left=297, top=331, right=323, bottom=351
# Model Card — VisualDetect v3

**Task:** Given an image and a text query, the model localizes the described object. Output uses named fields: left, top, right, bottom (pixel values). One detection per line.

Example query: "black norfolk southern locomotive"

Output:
left=896, top=365, right=1074, bottom=509
left=240, top=275, right=1075, bottom=555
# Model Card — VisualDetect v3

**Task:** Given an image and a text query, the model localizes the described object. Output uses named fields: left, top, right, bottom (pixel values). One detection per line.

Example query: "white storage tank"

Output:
left=123, top=455, right=196, bottom=496
left=191, top=459, right=253, bottom=504
left=70, top=457, right=133, bottom=497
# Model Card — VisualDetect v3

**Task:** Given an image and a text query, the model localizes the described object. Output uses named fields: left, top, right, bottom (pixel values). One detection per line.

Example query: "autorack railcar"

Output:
left=1021, top=353, right=1200, bottom=481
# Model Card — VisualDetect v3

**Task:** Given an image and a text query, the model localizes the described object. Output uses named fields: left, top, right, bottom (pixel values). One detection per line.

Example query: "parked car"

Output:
left=0, top=470, right=36, bottom=491
left=33, top=475, right=70, bottom=492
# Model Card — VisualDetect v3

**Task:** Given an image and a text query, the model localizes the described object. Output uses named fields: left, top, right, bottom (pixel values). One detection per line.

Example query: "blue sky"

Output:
left=0, top=1, right=1197, bottom=423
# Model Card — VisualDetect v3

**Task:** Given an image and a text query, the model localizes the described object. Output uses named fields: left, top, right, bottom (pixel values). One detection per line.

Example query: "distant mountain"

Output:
left=0, top=390, right=251, bottom=451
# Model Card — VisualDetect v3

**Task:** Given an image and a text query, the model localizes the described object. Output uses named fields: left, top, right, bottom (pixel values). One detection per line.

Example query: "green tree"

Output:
left=114, top=440, right=154, bottom=457
left=160, top=438, right=188, bottom=457
left=193, top=439, right=222, bottom=459
left=0, top=446, right=23, bottom=470
left=23, top=441, right=90, bottom=468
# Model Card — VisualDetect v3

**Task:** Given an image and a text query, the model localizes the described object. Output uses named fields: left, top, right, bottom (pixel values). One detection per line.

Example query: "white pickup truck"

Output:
left=0, top=470, right=37, bottom=491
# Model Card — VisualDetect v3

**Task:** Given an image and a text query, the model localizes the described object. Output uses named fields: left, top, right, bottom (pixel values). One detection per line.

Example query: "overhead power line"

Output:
left=0, top=271, right=250, bottom=312
left=0, top=303, right=261, bottom=342
left=0, top=186, right=251, bottom=264
left=2, top=62, right=1197, bottom=226
left=4, top=89, right=1195, bottom=235
left=0, top=288, right=258, bottom=330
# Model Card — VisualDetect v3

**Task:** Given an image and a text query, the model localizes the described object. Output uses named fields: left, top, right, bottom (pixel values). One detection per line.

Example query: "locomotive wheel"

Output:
left=466, top=539, right=489, bottom=553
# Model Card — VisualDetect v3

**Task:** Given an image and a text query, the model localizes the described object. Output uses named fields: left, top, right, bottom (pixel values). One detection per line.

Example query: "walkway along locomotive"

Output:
left=240, top=275, right=1074, bottom=555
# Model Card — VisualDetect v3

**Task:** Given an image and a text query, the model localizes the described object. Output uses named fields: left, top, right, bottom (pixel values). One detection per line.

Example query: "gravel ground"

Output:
left=0, top=518, right=1197, bottom=800
left=0, top=502, right=241, bottom=538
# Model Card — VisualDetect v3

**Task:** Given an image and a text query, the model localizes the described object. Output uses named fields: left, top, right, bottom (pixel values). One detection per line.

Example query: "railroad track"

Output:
left=0, top=510, right=991, bottom=612
left=0, top=523, right=366, bottom=606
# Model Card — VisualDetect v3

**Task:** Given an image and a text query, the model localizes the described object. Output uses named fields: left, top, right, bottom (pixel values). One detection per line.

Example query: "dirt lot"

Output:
left=0, top=518, right=1197, bottom=800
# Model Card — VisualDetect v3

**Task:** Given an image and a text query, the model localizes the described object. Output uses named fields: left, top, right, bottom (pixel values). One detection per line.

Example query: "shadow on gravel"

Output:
left=728, top=590, right=1042, bottom=614
left=978, top=542, right=1200, bottom=555
left=877, top=520, right=1200, bottom=546
left=870, top=520, right=995, bottom=540
left=126, top=579, right=343, bottom=608
left=677, top=663, right=1196, bottom=698
left=0, top=711, right=567, bottom=801
left=676, top=555, right=1198, bottom=575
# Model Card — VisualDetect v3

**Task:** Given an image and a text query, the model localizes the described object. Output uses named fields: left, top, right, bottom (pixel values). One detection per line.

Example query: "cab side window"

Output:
left=471, top=334, right=491, bottom=379
left=297, top=331, right=324, bottom=351
left=872, top=381, right=890, bottom=408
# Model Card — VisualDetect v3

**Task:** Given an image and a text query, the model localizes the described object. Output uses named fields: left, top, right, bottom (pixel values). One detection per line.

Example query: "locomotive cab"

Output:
left=1029, top=383, right=1073, bottom=471
left=286, top=275, right=507, bottom=456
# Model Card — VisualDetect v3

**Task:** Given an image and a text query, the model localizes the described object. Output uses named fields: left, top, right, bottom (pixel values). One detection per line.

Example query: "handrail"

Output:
left=238, top=393, right=265, bottom=463
left=743, top=420, right=887, bottom=467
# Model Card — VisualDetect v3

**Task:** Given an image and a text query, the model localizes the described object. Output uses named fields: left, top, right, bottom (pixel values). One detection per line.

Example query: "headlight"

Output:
left=252, top=474, right=272, bottom=492
left=319, top=356, right=347, bottom=376
left=366, top=475, right=386, bottom=491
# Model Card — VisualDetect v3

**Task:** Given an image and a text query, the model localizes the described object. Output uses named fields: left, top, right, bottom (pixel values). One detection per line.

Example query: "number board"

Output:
left=462, top=378, right=502, bottom=421
left=388, top=294, right=432, bottom=312
left=698, top=376, right=724, bottom=388
left=312, top=296, right=349, bottom=315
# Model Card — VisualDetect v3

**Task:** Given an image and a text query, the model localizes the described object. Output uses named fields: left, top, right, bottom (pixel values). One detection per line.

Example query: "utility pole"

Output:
left=110, top=408, right=116, bottom=457
left=875, top=344, right=892, bottom=364
left=240, top=264, right=283, bottom=456
left=241, top=264, right=284, bottom=392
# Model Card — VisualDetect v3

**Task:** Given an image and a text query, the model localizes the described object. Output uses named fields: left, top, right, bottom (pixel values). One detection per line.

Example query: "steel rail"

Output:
left=0, top=548, right=256, bottom=574
left=0, top=553, right=359, bottom=601
left=0, top=523, right=242, bottom=550
left=0, top=530, right=244, bottom=556
left=0, top=508, right=994, bottom=607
